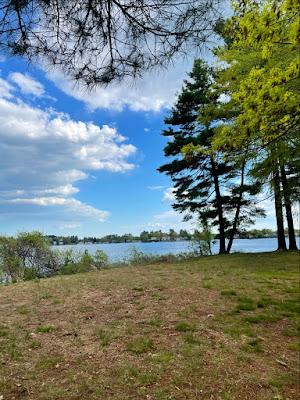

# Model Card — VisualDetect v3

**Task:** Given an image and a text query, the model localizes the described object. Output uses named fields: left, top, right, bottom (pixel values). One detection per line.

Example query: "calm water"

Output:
left=53, top=237, right=298, bottom=262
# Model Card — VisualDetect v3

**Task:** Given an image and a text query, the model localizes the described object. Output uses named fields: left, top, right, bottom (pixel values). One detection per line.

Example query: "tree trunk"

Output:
left=273, top=167, right=287, bottom=250
left=227, top=160, right=246, bottom=253
left=280, top=165, right=298, bottom=250
left=210, top=156, right=226, bottom=254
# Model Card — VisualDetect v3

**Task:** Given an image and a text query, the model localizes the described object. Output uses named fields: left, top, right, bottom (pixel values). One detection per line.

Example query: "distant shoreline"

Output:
left=51, top=236, right=287, bottom=246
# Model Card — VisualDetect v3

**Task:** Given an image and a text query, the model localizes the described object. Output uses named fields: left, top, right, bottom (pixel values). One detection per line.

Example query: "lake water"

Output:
left=53, top=237, right=298, bottom=262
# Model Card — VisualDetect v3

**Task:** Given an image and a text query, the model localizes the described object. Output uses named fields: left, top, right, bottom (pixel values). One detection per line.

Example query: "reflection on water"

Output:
left=53, top=237, right=298, bottom=262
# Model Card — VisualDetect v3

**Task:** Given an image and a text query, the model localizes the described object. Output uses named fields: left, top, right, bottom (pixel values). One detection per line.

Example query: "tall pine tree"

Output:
left=158, top=60, right=263, bottom=254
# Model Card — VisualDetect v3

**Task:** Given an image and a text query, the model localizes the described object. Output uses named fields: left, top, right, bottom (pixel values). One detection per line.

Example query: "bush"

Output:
left=0, top=232, right=59, bottom=282
left=58, top=249, right=108, bottom=275
left=0, top=233, right=109, bottom=282
left=79, top=250, right=95, bottom=272
left=125, top=247, right=198, bottom=266
left=93, top=249, right=108, bottom=268
left=192, top=218, right=215, bottom=256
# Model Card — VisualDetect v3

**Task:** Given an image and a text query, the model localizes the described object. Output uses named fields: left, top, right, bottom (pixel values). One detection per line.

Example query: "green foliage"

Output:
left=193, top=218, right=215, bottom=255
left=93, top=249, right=108, bottom=268
left=0, top=232, right=58, bottom=282
left=126, top=247, right=198, bottom=265
left=211, top=0, right=299, bottom=149
left=159, top=59, right=264, bottom=254
left=0, top=232, right=110, bottom=282
left=59, top=249, right=106, bottom=275
left=79, top=250, right=95, bottom=272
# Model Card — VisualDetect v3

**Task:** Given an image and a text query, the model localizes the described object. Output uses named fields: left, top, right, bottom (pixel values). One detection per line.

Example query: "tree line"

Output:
left=159, top=0, right=299, bottom=254
left=45, top=228, right=294, bottom=246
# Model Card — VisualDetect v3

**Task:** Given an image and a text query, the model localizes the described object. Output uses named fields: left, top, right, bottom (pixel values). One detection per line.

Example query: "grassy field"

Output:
left=0, top=252, right=299, bottom=400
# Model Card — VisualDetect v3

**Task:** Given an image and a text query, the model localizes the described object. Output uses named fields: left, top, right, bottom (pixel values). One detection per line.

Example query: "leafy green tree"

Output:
left=179, top=229, right=191, bottom=240
left=140, top=231, right=150, bottom=242
left=211, top=0, right=299, bottom=250
left=168, top=229, right=178, bottom=241
left=213, top=0, right=299, bottom=149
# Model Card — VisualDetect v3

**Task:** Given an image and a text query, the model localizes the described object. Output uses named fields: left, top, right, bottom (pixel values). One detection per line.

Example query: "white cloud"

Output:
left=154, top=209, right=180, bottom=221
left=37, top=184, right=79, bottom=196
left=58, top=223, right=81, bottom=230
left=147, top=185, right=166, bottom=191
left=7, top=197, right=109, bottom=221
left=47, top=59, right=193, bottom=112
left=0, top=78, right=14, bottom=98
left=9, top=72, right=45, bottom=97
left=1, top=184, right=79, bottom=198
left=0, top=77, right=137, bottom=226
left=162, top=187, right=176, bottom=203
left=150, top=209, right=194, bottom=231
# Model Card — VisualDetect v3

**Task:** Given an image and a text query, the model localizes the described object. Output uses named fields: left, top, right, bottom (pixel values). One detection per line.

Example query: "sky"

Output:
left=0, top=52, right=276, bottom=237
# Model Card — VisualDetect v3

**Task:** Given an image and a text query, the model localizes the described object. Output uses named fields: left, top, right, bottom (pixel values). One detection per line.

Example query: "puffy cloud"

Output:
left=47, top=59, right=193, bottom=112
left=0, top=76, right=137, bottom=225
left=9, top=72, right=45, bottom=97
left=7, top=197, right=109, bottom=221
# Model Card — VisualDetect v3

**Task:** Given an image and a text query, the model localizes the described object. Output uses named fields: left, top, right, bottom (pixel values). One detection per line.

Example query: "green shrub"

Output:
left=78, top=250, right=95, bottom=272
left=126, top=247, right=196, bottom=266
left=23, top=267, right=39, bottom=281
left=93, top=249, right=108, bottom=268
left=0, top=232, right=59, bottom=282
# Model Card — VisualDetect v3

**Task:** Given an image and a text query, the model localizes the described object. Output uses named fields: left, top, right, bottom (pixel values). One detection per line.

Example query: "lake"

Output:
left=52, top=237, right=298, bottom=262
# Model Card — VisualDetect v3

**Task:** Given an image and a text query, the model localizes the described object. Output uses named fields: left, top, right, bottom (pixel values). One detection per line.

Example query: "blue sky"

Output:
left=0, top=53, right=275, bottom=237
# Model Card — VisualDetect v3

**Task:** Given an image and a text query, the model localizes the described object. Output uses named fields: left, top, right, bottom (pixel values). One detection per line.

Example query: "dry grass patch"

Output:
left=0, top=251, right=299, bottom=399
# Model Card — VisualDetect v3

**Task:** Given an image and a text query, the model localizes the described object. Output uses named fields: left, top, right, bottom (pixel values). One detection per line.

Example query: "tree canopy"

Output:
left=211, top=0, right=299, bottom=150
left=0, top=0, right=222, bottom=86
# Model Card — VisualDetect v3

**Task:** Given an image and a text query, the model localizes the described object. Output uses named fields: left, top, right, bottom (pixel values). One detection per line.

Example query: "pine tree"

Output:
left=209, top=0, right=299, bottom=250
left=158, top=60, right=263, bottom=254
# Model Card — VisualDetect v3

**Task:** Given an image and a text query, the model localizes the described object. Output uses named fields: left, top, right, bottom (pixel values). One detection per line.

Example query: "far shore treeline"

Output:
left=44, top=228, right=298, bottom=246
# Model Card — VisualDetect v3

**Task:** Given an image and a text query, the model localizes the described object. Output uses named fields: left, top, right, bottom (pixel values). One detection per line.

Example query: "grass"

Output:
left=0, top=251, right=299, bottom=400
left=95, top=327, right=114, bottom=346
left=220, top=289, right=237, bottom=296
left=175, top=321, right=195, bottom=332
left=126, top=336, right=154, bottom=354
left=36, top=325, right=56, bottom=333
